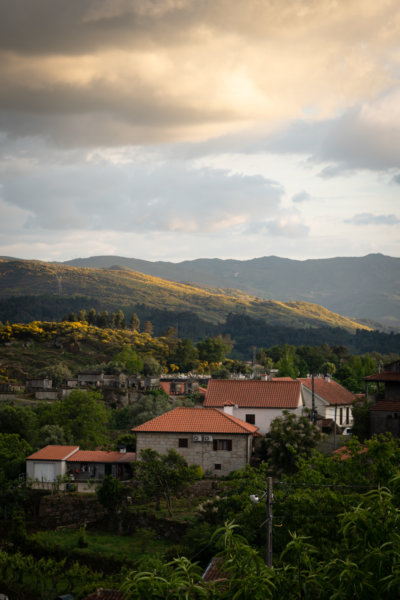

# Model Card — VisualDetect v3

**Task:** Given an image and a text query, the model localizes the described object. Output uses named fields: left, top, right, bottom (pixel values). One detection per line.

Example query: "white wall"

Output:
left=228, top=406, right=303, bottom=434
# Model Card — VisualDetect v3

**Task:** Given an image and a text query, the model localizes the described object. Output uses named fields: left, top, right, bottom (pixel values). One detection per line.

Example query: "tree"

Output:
left=96, top=475, right=126, bottom=514
left=39, top=424, right=70, bottom=446
left=265, top=411, right=321, bottom=475
left=0, top=433, right=32, bottom=481
left=171, top=338, right=199, bottom=372
left=53, top=390, right=109, bottom=449
left=143, top=321, right=154, bottom=335
left=112, top=345, right=143, bottom=374
left=40, top=362, right=72, bottom=387
left=130, top=312, right=140, bottom=331
left=197, top=336, right=229, bottom=363
left=133, top=449, right=201, bottom=517
left=0, top=405, right=39, bottom=446
left=142, top=356, right=163, bottom=377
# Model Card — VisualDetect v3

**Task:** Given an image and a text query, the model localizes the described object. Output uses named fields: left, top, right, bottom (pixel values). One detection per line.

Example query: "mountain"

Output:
left=0, top=258, right=369, bottom=332
left=64, top=254, right=400, bottom=329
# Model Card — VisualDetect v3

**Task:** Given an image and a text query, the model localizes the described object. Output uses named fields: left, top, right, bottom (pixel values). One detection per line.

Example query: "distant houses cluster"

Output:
left=24, top=360, right=400, bottom=485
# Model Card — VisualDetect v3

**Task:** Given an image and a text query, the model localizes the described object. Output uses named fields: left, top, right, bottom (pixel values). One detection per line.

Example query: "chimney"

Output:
left=119, top=446, right=127, bottom=454
left=325, top=374, right=331, bottom=383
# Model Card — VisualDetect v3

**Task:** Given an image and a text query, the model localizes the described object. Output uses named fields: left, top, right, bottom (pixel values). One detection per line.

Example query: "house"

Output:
left=366, top=360, right=400, bottom=436
left=203, top=379, right=304, bottom=434
left=26, top=445, right=136, bottom=491
left=132, top=406, right=261, bottom=477
left=26, top=445, right=80, bottom=483
left=298, top=376, right=355, bottom=433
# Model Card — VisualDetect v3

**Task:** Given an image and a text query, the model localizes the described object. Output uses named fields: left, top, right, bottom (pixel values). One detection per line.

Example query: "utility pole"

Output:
left=265, top=476, right=273, bottom=568
left=311, top=373, right=316, bottom=424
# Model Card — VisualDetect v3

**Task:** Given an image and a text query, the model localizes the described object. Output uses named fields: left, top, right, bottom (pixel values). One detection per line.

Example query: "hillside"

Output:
left=0, top=259, right=370, bottom=332
left=63, top=254, right=400, bottom=329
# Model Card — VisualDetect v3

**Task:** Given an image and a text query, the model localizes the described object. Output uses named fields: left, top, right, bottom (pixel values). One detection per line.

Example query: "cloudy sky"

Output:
left=0, top=0, right=399, bottom=263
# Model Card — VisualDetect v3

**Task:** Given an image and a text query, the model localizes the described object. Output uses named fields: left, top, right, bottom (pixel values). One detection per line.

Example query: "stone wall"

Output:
left=136, top=432, right=250, bottom=477
left=39, top=493, right=106, bottom=529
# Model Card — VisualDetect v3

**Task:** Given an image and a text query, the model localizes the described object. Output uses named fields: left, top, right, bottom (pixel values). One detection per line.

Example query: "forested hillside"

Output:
left=64, top=253, right=400, bottom=328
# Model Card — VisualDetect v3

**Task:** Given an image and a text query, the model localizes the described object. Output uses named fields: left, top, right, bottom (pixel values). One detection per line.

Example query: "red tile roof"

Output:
left=364, top=372, right=400, bottom=382
left=67, top=450, right=136, bottom=463
left=272, top=377, right=294, bottom=381
left=331, top=445, right=367, bottom=460
left=298, top=377, right=355, bottom=406
left=370, top=401, right=400, bottom=411
left=132, top=407, right=260, bottom=435
left=27, top=445, right=79, bottom=461
left=203, top=379, right=302, bottom=409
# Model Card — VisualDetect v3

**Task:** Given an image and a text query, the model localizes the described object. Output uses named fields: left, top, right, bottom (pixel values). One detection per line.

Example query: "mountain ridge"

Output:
left=61, top=253, right=400, bottom=328
left=0, top=258, right=370, bottom=332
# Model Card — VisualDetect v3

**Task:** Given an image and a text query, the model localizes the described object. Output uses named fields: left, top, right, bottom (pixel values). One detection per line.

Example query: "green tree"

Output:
left=265, top=411, right=321, bottom=475
left=133, top=449, right=201, bottom=517
left=0, top=433, right=32, bottom=481
left=130, top=312, right=140, bottom=331
left=96, top=475, right=126, bottom=514
left=53, top=390, right=109, bottom=449
left=171, top=338, right=199, bottom=372
left=0, top=405, right=39, bottom=446
left=40, top=362, right=72, bottom=387
left=142, top=356, right=163, bottom=377
left=39, top=424, right=70, bottom=446
left=197, top=336, right=229, bottom=363
left=112, top=345, right=143, bottom=374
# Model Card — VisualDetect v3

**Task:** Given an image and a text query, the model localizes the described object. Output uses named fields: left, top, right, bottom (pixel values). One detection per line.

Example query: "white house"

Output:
left=298, top=376, right=355, bottom=431
left=203, top=379, right=304, bottom=434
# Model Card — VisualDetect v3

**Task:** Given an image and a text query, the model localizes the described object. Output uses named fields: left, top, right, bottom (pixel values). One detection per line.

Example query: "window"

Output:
left=213, top=439, right=232, bottom=451
left=339, top=408, right=343, bottom=425
left=346, top=408, right=350, bottom=424
left=178, top=438, right=188, bottom=448
left=214, top=464, right=222, bottom=470
left=245, top=414, right=255, bottom=424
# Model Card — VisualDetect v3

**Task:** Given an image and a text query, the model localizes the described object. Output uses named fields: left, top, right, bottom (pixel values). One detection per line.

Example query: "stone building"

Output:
left=133, top=406, right=261, bottom=477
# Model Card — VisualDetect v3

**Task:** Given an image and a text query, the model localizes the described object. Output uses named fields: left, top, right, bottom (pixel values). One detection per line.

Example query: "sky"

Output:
left=0, top=0, right=399, bottom=263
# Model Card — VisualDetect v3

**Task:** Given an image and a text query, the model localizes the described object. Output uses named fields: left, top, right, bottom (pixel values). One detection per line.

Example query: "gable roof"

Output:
left=298, top=377, right=355, bottom=406
left=203, top=379, right=302, bottom=409
left=132, top=407, right=260, bottom=435
left=27, top=445, right=79, bottom=461
left=67, top=450, right=136, bottom=463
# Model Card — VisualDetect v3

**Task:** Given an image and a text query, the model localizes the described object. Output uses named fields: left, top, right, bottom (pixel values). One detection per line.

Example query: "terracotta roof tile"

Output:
left=132, top=407, right=259, bottom=435
left=298, top=377, right=355, bottom=406
left=27, top=445, right=79, bottom=461
left=67, top=450, right=136, bottom=463
left=203, top=380, right=302, bottom=409
left=370, top=401, right=400, bottom=411
left=364, top=372, right=400, bottom=382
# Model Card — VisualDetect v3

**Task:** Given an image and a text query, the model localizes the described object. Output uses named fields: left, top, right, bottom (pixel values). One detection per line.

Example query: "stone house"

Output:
left=132, top=406, right=261, bottom=477
left=203, top=379, right=304, bottom=434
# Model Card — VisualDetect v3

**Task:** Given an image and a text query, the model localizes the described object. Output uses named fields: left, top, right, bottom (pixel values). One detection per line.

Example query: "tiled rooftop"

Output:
left=132, top=407, right=260, bottom=435
left=27, top=445, right=79, bottom=461
left=364, top=372, right=400, bottom=382
left=298, top=377, right=355, bottom=406
left=370, top=401, right=400, bottom=411
left=67, top=450, right=136, bottom=463
left=203, top=379, right=302, bottom=408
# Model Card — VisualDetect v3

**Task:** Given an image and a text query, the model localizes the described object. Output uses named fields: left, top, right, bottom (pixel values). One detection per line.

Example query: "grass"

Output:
left=31, top=527, right=171, bottom=561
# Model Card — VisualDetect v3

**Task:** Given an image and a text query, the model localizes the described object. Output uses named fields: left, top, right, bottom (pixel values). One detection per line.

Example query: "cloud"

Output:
left=292, top=190, right=311, bottom=203
left=263, top=89, right=400, bottom=174
left=0, top=1, right=399, bottom=147
left=0, top=153, right=283, bottom=234
left=345, top=213, right=400, bottom=226
left=247, top=214, right=309, bottom=238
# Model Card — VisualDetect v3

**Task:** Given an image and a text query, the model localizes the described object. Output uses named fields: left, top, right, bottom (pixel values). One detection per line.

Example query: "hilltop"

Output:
left=63, top=253, right=400, bottom=329
left=0, top=258, right=370, bottom=332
